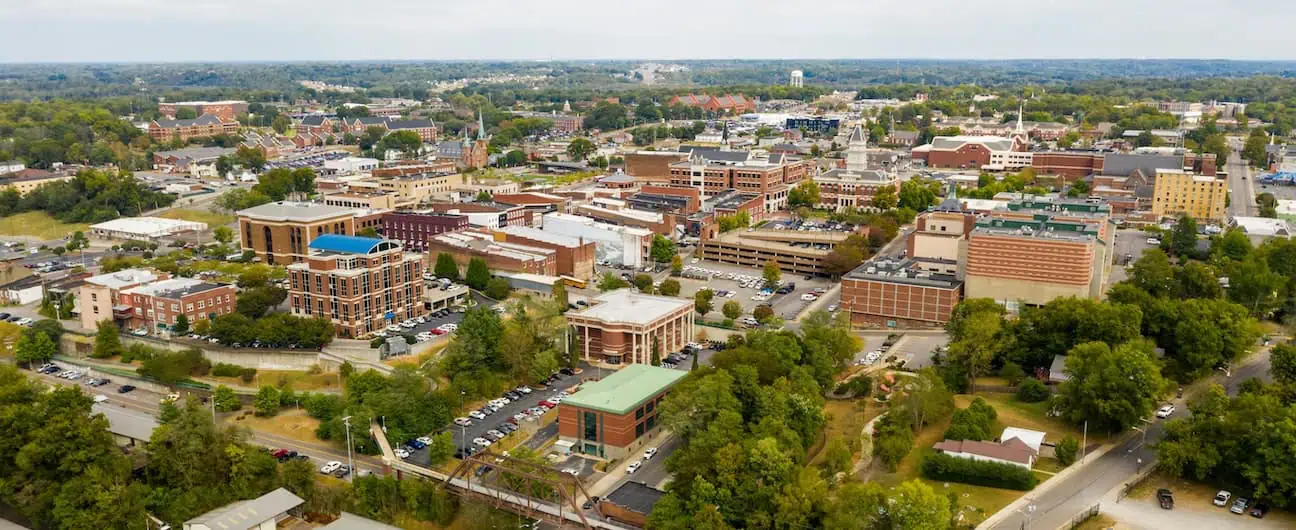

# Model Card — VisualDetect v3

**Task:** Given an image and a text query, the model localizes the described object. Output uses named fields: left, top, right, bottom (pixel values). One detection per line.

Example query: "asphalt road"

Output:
left=989, top=345, right=1275, bottom=529
left=1227, top=152, right=1256, bottom=218
left=607, top=435, right=680, bottom=492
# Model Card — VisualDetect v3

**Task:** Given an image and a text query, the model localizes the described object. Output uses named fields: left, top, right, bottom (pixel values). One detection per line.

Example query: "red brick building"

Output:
left=158, top=100, right=248, bottom=121
left=381, top=211, right=469, bottom=251
left=296, top=115, right=335, bottom=136
left=557, top=364, right=686, bottom=459
left=495, top=226, right=597, bottom=281
left=668, top=94, right=756, bottom=114
left=148, top=115, right=239, bottom=143
left=668, top=150, right=807, bottom=212
left=425, top=229, right=557, bottom=276
left=120, top=278, right=237, bottom=332
left=841, top=259, right=962, bottom=328
left=287, top=235, right=426, bottom=339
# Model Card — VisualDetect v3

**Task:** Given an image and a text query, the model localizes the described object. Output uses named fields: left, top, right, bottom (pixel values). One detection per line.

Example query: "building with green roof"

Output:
left=558, top=364, right=687, bottom=459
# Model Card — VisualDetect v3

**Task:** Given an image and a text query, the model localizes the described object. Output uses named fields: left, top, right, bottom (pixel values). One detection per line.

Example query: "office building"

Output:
left=964, top=222, right=1108, bottom=309
left=841, top=258, right=962, bottom=328
left=785, top=116, right=840, bottom=134
left=286, top=235, right=426, bottom=339
left=566, top=289, right=695, bottom=365
left=148, top=115, right=239, bottom=143
left=158, top=100, right=248, bottom=121
left=557, top=364, right=687, bottom=460
left=1151, top=169, right=1227, bottom=222
left=237, top=202, right=387, bottom=264
left=381, top=210, right=469, bottom=251
left=668, top=148, right=808, bottom=212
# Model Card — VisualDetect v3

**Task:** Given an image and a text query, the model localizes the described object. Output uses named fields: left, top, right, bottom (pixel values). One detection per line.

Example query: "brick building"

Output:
left=1151, top=169, right=1227, bottom=222
left=158, top=100, right=248, bottom=121
left=296, top=115, right=335, bottom=136
left=697, top=229, right=857, bottom=277
left=964, top=216, right=1111, bottom=309
left=668, top=148, right=807, bottom=212
left=380, top=210, right=467, bottom=251
left=624, top=151, right=689, bottom=184
left=421, top=202, right=529, bottom=229
left=815, top=125, right=901, bottom=210
left=425, top=229, right=557, bottom=276
left=667, top=94, right=756, bottom=114
left=841, top=258, right=963, bottom=328
left=913, top=135, right=1029, bottom=170
left=237, top=202, right=385, bottom=265
left=79, top=269, right=166, bottom=331
left=120, top=278, right=237, bottom=333
left=1030, top=149, right=1217, bottom=182
left=148, top=115, right=239, bottom=143
left=495, top=226, right=597, bottom=281
left=557, top=364, right=686, bottom=460
left=286, top=235, right=426, bottom=339
left=627, top=185, right=702, bottom=215
left=565, top=289, right=695, bottom=366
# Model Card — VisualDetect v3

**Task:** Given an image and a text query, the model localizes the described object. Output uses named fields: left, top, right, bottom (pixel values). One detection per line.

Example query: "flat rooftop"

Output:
left=85, top=268, right=163, bottom=290
left=237, top=201, right=360, bottom=222
left=570, top=288, right=692, bottom=326
left=498, top=225, right=585, bottom=248
left=561, top=363, right=687, bottom=415
left=121, top=277, right=224, bottom=299
left=603, top=481, right=666, bottom=515
left=846, top=258, right=961, bottom=288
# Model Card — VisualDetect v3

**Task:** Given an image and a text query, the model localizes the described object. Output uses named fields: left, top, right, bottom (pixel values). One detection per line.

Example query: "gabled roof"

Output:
left=932, top=438, right=1035, bottom=466
left=186, top=488, right=304, bottom=530
left=308, top=234, right=393, bottom=255
left=300, top=115, right=331, bottom=126
left=319, top=513, right=401, bottom=530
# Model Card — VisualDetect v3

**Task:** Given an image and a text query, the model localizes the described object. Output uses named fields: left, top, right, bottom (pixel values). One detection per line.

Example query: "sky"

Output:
left=4, top=0, right=1294, bottom=62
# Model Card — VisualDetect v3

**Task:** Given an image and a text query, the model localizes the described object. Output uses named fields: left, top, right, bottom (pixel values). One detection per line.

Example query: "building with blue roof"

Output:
left=289, top=234, right=427, bottom=339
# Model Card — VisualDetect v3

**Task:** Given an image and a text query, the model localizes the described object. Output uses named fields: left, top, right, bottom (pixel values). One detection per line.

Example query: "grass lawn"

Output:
left=808, top=398, right=884, bottom=466
left=1034, top=456, right=1068, bottom=474
left=0, top=322, right=22, bottom=357
left=0, top=211, right=89, bottom=240
left=1072, top=513, right=1119, bottom=530
left=209, top=369, right=343, bottom=391
left=956, top=393, right=1110, bottom=445
left=158, top=208, right=235, bottom=227
left=230, top=409, right=321, bottom=443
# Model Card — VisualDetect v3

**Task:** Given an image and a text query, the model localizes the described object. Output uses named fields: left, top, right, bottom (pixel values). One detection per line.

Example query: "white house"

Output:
left=932, top=437, right=1036, bottom=469
left=1000, top=427, right=1047, bottom=455
left=184, top=488, right=303, bottom=530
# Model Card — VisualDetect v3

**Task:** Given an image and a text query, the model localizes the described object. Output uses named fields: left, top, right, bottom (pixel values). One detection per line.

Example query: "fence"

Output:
left=1063, top=504, right=1101, bottom=529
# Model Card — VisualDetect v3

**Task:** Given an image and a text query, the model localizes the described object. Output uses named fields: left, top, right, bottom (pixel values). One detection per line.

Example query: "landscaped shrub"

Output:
left=1055, top=436, right=1079, bottom=466
left=212, top=363, right=244, bottom=377
left=1016, top=378, right=1050, bottom=402
left=835, top=375, right=872, bottom=397
left=921, top=452, right=1038, bottom=490
left=874, top=413, right=915, bottom=471
left=942, top=397, right=998, bottom=441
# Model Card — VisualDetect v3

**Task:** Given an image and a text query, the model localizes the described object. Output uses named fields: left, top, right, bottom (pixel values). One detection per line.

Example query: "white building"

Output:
left=0, top=160, right=26, bottom=174
left=90, top=217, right=207, bottom=240
left=542, top=212, right=651, bottom=268
left=323, top=157, right=380, bottom=175
left=184, top=488, right=304, bottom=530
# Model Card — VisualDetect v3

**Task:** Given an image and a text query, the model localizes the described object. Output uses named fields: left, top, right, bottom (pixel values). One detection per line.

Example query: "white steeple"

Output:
left=845, top=123, right=869, bottom=172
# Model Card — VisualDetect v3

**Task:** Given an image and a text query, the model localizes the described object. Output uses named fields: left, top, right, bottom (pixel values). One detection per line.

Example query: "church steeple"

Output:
left=562, top=100, right=572, bottom=113
left=845, top=122, right=869, bottom=172
left=476, top=110, right=486, bottom=141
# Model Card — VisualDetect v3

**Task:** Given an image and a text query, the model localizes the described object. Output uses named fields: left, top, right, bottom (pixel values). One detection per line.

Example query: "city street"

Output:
left=988, top=345, right=1275, bottom=529
left=1226, top=146, right=1257, bottom=218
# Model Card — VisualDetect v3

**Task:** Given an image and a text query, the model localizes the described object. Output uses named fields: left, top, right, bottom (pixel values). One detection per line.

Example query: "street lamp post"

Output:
left=341, top=415, right=355, bottom=483
left=459, top=390, right=467, bottom=456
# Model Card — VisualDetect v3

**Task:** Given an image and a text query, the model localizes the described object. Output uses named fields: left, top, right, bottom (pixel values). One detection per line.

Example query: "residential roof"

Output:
left=387, top=119, right=435, bottom=130
left=929, top=135, right=1016, bottom=152
left=92, top=402, right=159, bottom=441
left=185, top=488, right=303, bottom=530
left=561, top=363, right=686, bottom=415
left=85, top=269, right=163, bottom=290
left=154, top=146, right=235, bottom=162
left=237, top=201, right=359, bottom=222
left=1048, top=354, right=1070, bottom=382
left=1230, top=216, right=1292, bottom=237
left=309, top=234, right=391, bottom=255
left=932, top=438, right=1035, bottom=466
left=603, top=481, right=666, bottom=515
left=1001, top=427, right=1046, bottom=454
left=300, top=115, right=330, bottom=126
left=318, top=513, right=401, bottom=530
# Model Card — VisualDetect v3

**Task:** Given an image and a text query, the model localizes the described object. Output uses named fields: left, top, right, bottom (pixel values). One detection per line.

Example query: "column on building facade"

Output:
left=583, top=324, right=590, bottom=361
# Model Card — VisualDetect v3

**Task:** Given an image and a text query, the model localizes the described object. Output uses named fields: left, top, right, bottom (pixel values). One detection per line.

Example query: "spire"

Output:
left=562, top=99, right=572, bottom=113
left=476, top=110, right=486, bottom=141
left=1015, top=103, right=1025, bottom=135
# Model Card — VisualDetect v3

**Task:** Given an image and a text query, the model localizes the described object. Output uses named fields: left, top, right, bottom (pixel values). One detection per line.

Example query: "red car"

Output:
left=271, top=449, right=290, bottom=459
left=431, top=328, right=446, bottom=335
left=539, top=400, right=557, bottom=408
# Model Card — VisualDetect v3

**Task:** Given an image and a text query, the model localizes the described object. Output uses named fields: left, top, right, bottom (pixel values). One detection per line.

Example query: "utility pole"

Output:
left=341, top=415, right=355, bottom=483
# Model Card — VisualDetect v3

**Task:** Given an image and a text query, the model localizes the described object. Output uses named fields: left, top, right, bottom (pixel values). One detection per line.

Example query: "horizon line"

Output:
left=5, top=57, right=1296, bottom=66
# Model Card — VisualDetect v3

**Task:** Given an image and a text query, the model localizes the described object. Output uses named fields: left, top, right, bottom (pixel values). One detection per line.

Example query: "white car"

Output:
left=828, top=304, right=838, bottom=312
left=643, top=447, right=658, bottom=460
left=1156, top=404, right=1176, bottom=418
left=690, top=258, right=699, bottom=264
left=319, top=461, right=342, bottom=474
left=417, top=436, right=433, bottom=445
left=1213, top=490, right=1232, bottom=506
left=1146, top=237, right=1161, bottom=245
left=386, top=325, right=402, bottom=333
left=454, top=417, right=473, bottom=427
left=800, top=293, right=818, bottom=301
left=625, top=461, right=642, bottom=474
left=473, top=437, right=492, bottom=447
left=468, top=411, right=487, bottom=420
left=93, top=395, right=108, bottom=404
left=517, top=386, right=532, bottom=394
left=395, top=448, right=411, bottom=459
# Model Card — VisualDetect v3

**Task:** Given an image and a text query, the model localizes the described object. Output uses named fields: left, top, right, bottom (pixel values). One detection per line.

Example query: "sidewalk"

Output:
left=977, top=440, right=1124, bottom=529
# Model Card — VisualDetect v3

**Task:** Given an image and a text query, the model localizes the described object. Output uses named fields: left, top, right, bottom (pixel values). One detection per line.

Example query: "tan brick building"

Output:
left=1151, top=168, right=1227, bottom=222
left=237, top=202, right=383, bottom=265
left=287, top=235, right=425, bottom=339
left=565, top=289, right=695, bottom=365
left=79, top=269, right=166, bottom=331
left=148, top=115, right=239, bottom=143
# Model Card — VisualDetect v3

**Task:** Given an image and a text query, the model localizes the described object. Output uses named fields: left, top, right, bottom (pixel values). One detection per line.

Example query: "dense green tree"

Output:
left=787, top=180, right=821, bottom=208
left=871, top=184, right=899, bottom=209
left=597, top=272, right=629, bottom=292
left=762, top=259, right=782, bottom=285
left=632, top=273, right=654, bottom=294
left=254, top=386, right=280, bottom=417
left=484, top=277, right=511, bottom=300
left=172, top=314, right=190, bottom=335
left=694, top=289, right=714, bottom=317
left=1226, top=256, right=1284, bottom=316
left=670, top=254, right=683, bottom=275
left=433, top=252, right=460, bottom=281
left=15, top=330, right=56, bottom=367
left=93, top=320, right=124, bottom=359
left=1059, top=340, right=1165, bottom=432
left=464, top=257, right=491, bottom=290
left=1170, top=215, right=1199, bottom=257
left=659, top=278, right=681, bottom=296
left=898, top=178, right=941, bottom=211
left=1176, top=261, right=1223, bottom=299
left=565, top=137, right=595, bottom=161
left=888, top=480, right=952, bottom=529
left=721, top=300, right=742, bottom=320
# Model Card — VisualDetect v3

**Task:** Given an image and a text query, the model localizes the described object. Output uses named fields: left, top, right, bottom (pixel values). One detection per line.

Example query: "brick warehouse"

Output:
left=558, top=364, right=686, bottom=460
left=841, top=258, right=962, bottom=328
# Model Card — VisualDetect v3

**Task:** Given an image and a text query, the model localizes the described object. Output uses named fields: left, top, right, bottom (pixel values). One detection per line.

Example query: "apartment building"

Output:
left=148, top=115, right=240, bottom=143
left=565, top=289, right=696, bottom=366
left=557, top=364, right=686, bottom=460
left=237, top=202, right=385, bottom=265
left=286, top=235, right=426, bottom=339
left=668, top=148, right=807, bottom=212
left=120, top=278, right=237, bottom=333
left=79, top=269, right=166, bottom=331
left=296, top=115, right=335, bottom=136
left=158, top=100, right=248, bottom=121
left=375, top=172, right=462, bottom=203
left=1151, top=169, right=1227, bottom=222
left=0, top=170, right=74, bottom=196
left=667, top=94, right=756, bottom=114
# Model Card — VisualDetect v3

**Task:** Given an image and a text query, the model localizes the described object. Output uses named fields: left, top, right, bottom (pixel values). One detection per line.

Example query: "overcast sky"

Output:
left=4, top=0, right=1294, bottom=62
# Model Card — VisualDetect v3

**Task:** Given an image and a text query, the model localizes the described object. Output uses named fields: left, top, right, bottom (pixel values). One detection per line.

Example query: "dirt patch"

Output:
left=230, top=409, right=321, bottom=442
left=1072, top=513, right=1123, bottom=530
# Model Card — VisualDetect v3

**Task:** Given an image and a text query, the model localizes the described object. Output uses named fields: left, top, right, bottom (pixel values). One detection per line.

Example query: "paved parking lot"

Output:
left=406, top=363, right=601, bottom=467
left=673, top=258, right=836, bottom=320
left=1111, top=229, right=1163, bottom=285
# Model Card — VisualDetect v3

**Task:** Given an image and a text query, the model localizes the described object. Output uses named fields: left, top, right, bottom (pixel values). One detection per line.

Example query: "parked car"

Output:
left=319, top=461, right=342, bottom=474
left=1231, top=497, right=1250, bottom=514
left=333, top=465, right=351, bottom=478
left=625, top=461, right=642, bottom=474
left=1157, top=489, right=1174, bottom=510
left=1213, top=490, right=1232, bottom=507
left=395, top=448, right=410, bottom=459
left=468, top=411, right=487, bottom=420
left=1156, top=404, right=1176, bottom=418
left=643, top=447, right=658, bottom=460
left=1250, top=503, right=1269, bottom=518
left=454, top=417, right=473, bottom=427
left=472, top=437, right=492, bottom=447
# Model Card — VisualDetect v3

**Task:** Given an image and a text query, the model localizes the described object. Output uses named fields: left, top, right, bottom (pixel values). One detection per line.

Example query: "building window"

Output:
left=582, top=411, right=598, bottom=442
